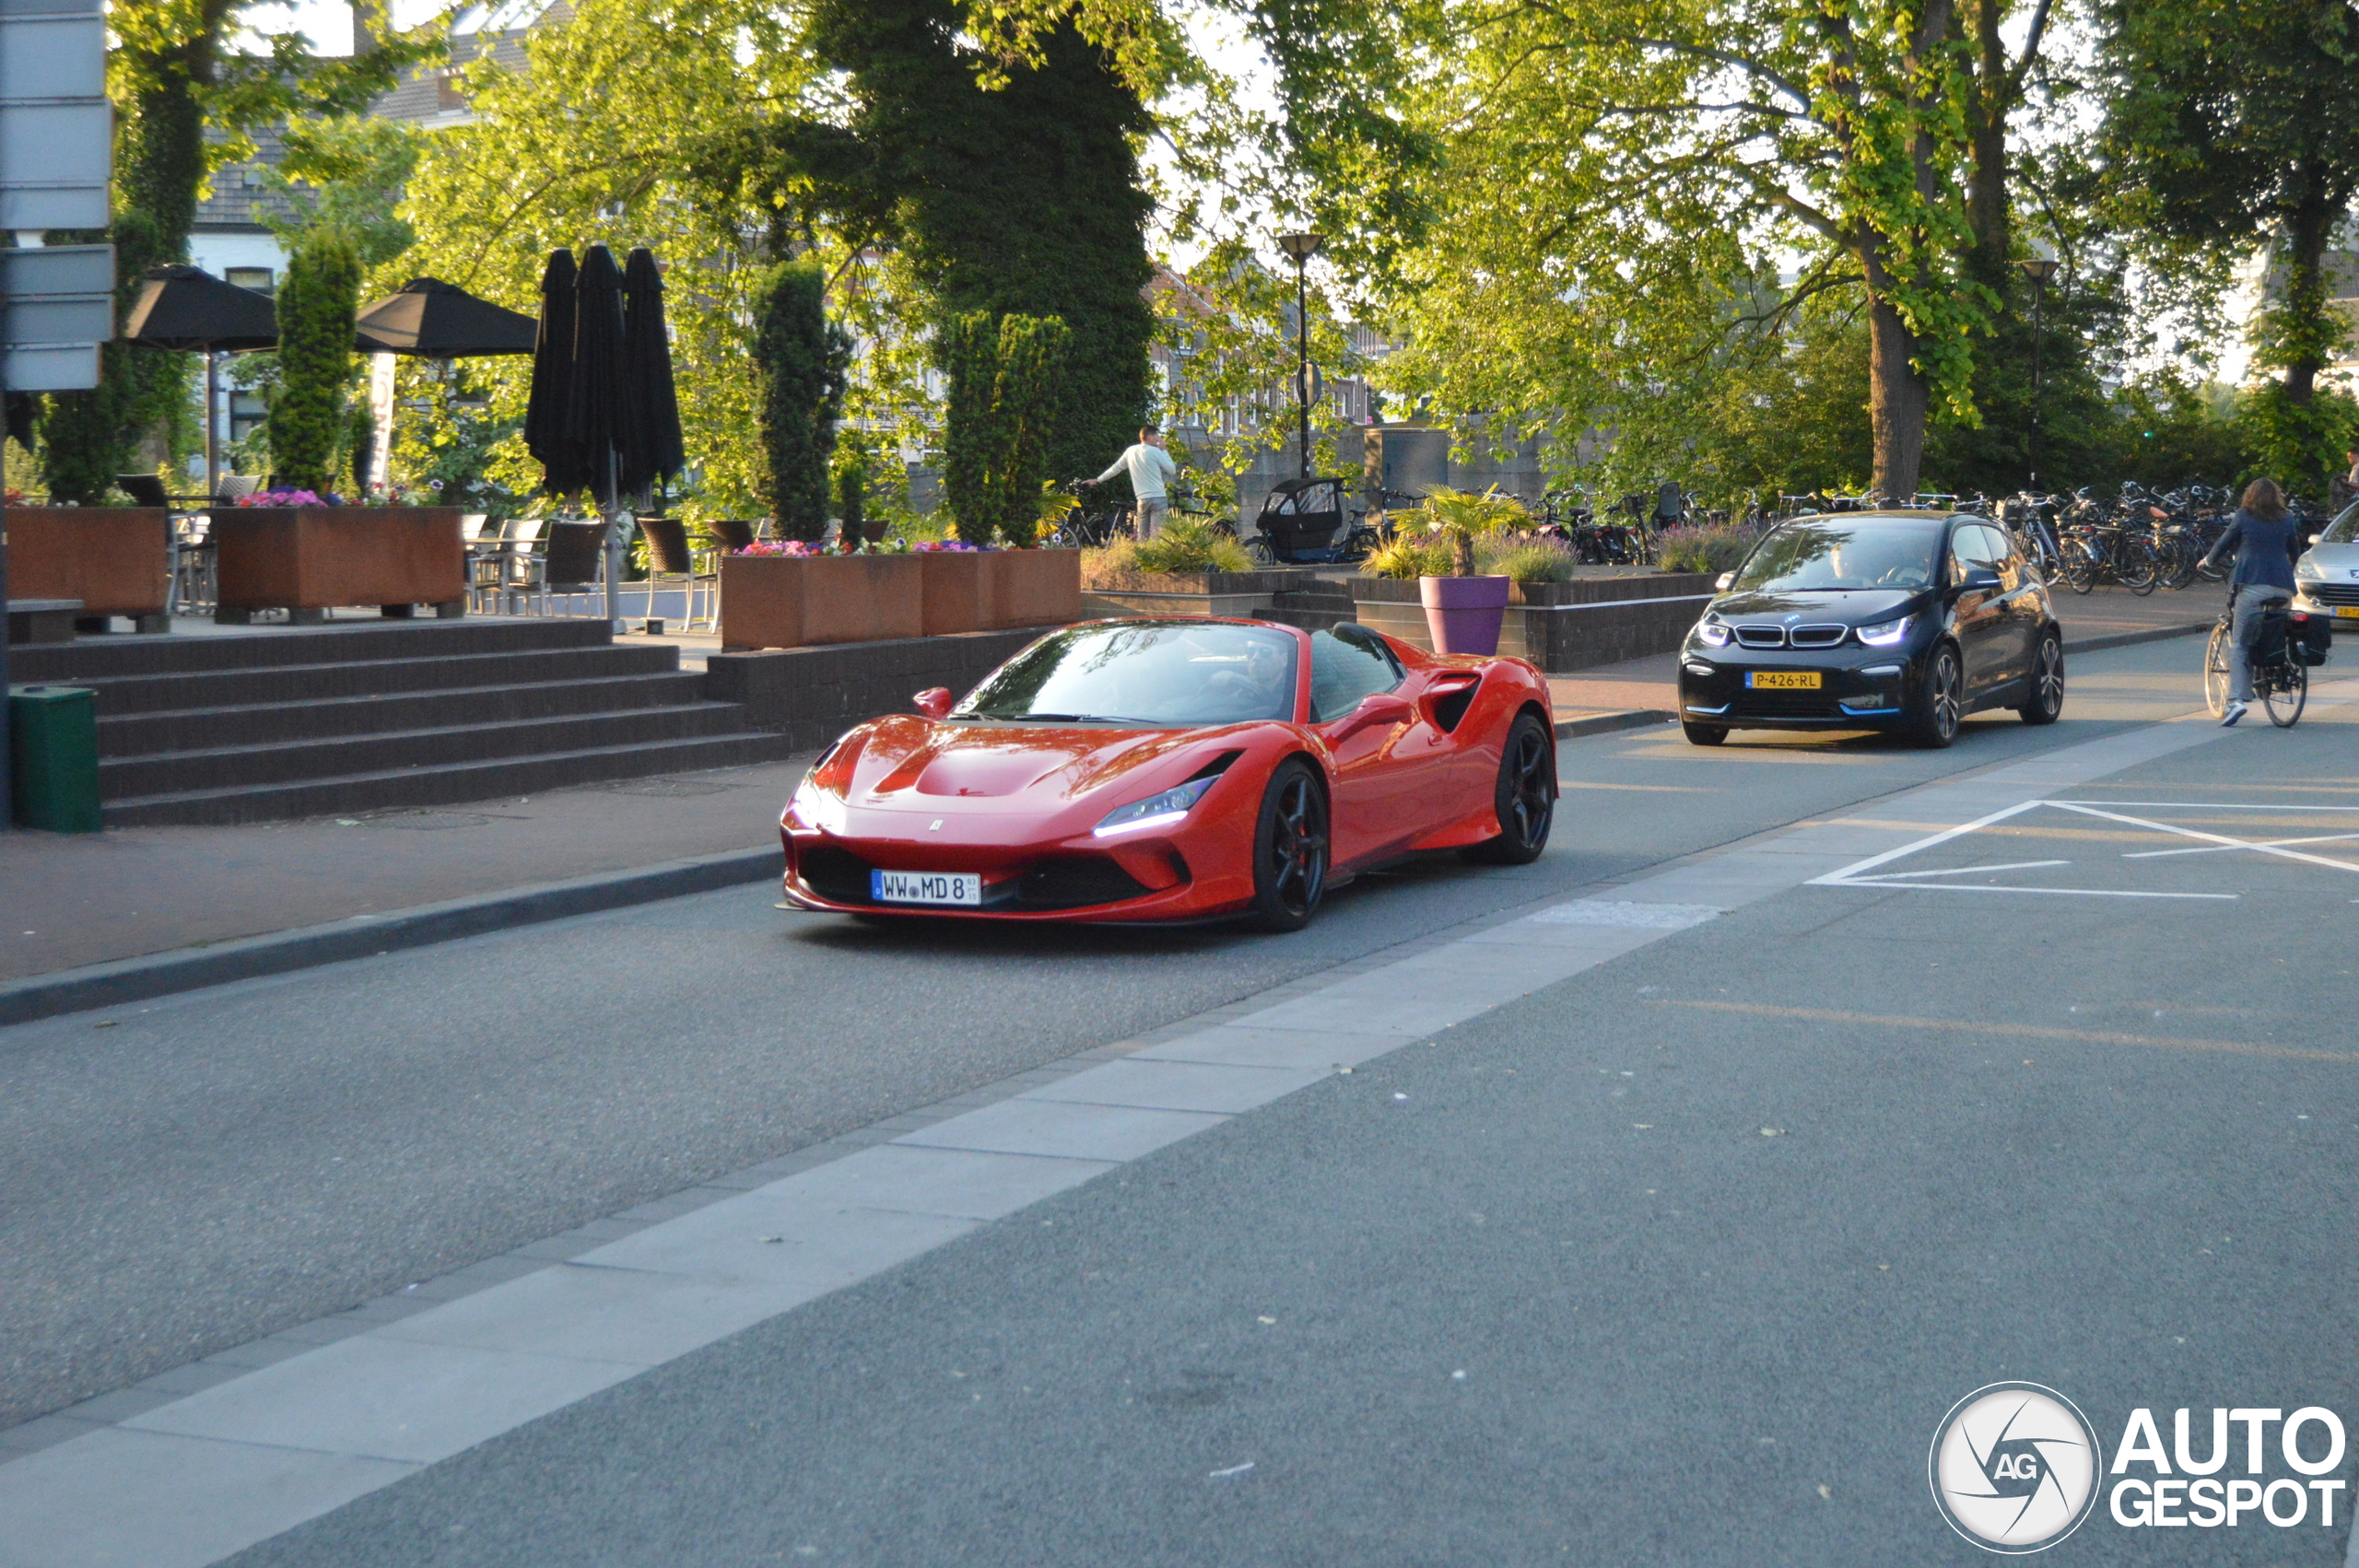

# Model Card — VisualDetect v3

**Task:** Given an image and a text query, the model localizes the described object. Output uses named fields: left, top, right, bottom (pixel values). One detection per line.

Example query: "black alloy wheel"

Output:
left=1462, top=712, right=1555, bottom=864
left=2016, top=633, right=2064, bottom=725
left=1912, top=644, right=1964, bottom=748
left=1250, top=759, right=1330, bottom=930
left=1682, top=719, right=1728, bottom=746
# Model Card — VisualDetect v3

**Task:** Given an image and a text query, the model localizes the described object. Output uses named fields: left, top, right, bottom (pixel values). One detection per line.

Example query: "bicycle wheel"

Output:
left=2060, top=542, right=2097, bottom=594
left=2265, top=658, right=2307, bottom=727
left=2203, top=620, right=2233, bottom=717
left=1246, top=534, right=1275, bottom=568
left=2116, top=536, right=2160, bottom=594
left=2164, top=537, right=2199, bottom=591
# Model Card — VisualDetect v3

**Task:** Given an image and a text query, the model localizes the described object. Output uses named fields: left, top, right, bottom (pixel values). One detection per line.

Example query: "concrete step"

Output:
left=95, top=672, right=709, bottom=755
left=100, top=704, right=761, bottom=798
left=70, top=645, right=680, bottom=716
left=100, top=732, right=794, bottom=827
left=9, top=616, right=612, bottom=683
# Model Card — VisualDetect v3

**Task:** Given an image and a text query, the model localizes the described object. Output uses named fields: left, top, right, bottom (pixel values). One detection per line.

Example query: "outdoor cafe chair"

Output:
left=494, top=518, right=549, bottom=614
left=215, top=475, right=260, bottom=504
left=529, top=520, right=607, bottom=617
left=170, top=513, right=216, bottom=614
left=636, top=515, right=714, bottom=631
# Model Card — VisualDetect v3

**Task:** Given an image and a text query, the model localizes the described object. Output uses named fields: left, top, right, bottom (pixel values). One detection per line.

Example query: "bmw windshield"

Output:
left=1730, top=519, right=1944, bottom=593
left=957, top=622, right=1299, bottom=726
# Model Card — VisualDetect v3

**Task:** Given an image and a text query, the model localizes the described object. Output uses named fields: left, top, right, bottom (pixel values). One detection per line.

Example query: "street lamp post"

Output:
left=1277, top=231, right=1325, bottom=480
left=2019, top=256, right=2060, bottom=493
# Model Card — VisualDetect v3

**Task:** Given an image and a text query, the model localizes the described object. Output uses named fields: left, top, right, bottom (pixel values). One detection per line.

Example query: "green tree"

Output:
left=2096, top=0, right=2359, bottom=488
left=35, top=0, right=427, bottom=501
left=738, top=0, right=1158, bottom=483
left=755, top=258, right=854, bottom=541
left=267, top=226, right=362, bottom=492
left=943, top=311, right=1071, bottom=545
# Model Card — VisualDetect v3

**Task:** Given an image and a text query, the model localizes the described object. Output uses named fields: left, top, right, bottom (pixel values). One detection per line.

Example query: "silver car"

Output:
left=2294, top=504, right=2359, bottom=634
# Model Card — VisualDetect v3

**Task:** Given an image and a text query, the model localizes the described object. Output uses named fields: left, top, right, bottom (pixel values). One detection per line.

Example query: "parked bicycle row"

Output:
left=1049, top=468, right=2350, bottom=586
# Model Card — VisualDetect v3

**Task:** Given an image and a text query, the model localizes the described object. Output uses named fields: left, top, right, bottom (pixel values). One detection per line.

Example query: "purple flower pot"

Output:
left=1419, top=574, right=1511, bottom=655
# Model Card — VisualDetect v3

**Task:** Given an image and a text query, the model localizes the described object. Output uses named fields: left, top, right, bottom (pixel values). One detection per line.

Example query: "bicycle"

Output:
left=1049, top=480, right=1134, bottom=548
left=2204, top=596, right=2322, bottom=727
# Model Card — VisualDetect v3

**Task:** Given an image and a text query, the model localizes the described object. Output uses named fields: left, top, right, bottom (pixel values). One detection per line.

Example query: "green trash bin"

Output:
left=9, top=685, right=102, bottom=833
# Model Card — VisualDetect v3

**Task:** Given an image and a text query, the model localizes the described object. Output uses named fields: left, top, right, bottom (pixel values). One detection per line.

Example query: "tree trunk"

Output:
left=1862, top=244, right=1931, bottom=498
left=1963, top=0, right=2010, bottom=268
left=2281, top=196, right=2333, bottom=404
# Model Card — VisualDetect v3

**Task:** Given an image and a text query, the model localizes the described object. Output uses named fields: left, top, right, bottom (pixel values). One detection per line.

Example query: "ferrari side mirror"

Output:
left=913, top=687, right=955, bottom=720
left=1715, top=571, right=1735, bottom=591
left=1342, top=692, right=1415, bottom=736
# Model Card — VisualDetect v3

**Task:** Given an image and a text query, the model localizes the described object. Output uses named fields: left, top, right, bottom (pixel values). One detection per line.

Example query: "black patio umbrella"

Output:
left=565, top=243, right=628, bottom=510
left=522, top=249, right=589, bottom=497
left=120, top=264, right=279, bottom=500
left=618, top=247, right=685, bottom=501
left=354, top=276, right=538, bottom=357
left=120, top=264, right=278, bottom=352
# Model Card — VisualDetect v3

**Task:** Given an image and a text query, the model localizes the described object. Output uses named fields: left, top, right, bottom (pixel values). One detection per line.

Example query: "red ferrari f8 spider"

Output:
left=779, top=619, right=1557, bottom=930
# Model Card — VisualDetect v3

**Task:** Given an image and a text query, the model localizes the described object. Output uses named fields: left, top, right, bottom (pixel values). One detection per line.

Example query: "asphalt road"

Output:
left=15, top=634, right=2354, bottom=1566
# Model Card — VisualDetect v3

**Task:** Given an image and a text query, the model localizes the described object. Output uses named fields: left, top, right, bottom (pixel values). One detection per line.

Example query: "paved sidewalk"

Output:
left=0, top=760, right=807, bottom=983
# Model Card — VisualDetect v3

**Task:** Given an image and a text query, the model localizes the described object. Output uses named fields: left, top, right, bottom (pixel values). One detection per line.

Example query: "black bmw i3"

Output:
left=1676, top=510, right=2064, bottom=747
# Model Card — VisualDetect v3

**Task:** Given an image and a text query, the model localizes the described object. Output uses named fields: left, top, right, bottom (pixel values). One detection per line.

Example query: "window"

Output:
left=1309, top=624, right=1402, bottom=722
left=224, top=266, right=274, bottom=297
left=229, top=391, right=266, bottom=442
left=1948, top=523, right=2001, bottom=585
left=1975, top=524, right=2022, bottom=590
left=957, top=622, right=1298, bottom=726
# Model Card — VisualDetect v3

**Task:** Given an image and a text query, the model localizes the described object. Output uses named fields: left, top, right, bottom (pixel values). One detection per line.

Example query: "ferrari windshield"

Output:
left=958, top=622, right=1299, bottom=726
left=1730, top=519, right=1943, bottom=592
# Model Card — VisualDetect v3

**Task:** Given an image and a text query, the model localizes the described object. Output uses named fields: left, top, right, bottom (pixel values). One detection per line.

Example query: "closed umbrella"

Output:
left=618, top=248, right=685, bottom=502
left=566, top=243, right=628, bottom=510
left=354, top=276, right=537, bottom=357
left=120, top=264, right=280, bottom=501
left=566, top=244, right=629, bottom=627
left=522, top=249, right=586, bottom=497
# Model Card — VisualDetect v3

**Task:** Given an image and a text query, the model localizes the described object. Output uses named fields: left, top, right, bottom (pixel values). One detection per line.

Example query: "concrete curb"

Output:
left=0, top=847, right=784, bottom=1029
left=2064, top=620, right=2213, bottom=655
left=1554, top=708, right=1673, bottom=741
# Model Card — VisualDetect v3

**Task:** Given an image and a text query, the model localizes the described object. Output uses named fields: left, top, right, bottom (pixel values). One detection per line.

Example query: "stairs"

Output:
left=9, top=619, right=792, bottom=826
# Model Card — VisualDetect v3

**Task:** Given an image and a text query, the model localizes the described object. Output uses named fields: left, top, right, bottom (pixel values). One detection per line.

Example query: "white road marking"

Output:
left=1865, top=859, right=2071, bottom=879
left=1833, top=882, right=2236, bottom=901
left=2125, top=829, right=2359, bottom=860
left=2049, top=802, right=2359, bottom=875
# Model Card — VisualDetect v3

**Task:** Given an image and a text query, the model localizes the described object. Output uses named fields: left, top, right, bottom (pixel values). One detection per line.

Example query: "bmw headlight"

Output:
left=1094, top=775, right=1216, bottom=837
left=1696, top=618, right=1731, bottom=648
left=1856, top=614, right=1913, bottom=647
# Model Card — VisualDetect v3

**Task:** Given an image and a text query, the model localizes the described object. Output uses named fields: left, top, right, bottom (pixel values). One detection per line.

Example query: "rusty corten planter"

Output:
left=211, top=507, right=466, bottom=623
left=718, top=553, right=924, bottom=650
left=4, top=507, right=171, bottom=629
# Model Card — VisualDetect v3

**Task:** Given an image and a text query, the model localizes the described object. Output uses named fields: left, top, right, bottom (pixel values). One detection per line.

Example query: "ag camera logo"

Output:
left=1929, top=1383, right=2103, bottom=1552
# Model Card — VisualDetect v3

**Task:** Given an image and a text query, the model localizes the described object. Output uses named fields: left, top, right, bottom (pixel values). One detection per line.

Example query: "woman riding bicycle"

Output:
left=2199, top=477, right=2301, bottom=727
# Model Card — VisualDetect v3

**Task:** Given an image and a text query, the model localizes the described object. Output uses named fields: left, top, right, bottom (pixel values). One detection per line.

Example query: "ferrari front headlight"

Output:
left=1094, top=776, right=1216, bottom=837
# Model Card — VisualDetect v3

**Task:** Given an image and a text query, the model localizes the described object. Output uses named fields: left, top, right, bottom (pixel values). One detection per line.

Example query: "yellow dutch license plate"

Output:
left=2334, top=606, right=2359, bottom=620
left=1746, top=671, right=1823, bottom=690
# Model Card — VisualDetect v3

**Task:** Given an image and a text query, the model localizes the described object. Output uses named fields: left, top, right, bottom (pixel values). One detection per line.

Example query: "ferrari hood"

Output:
left=830, top=716, right=1251, bottom=813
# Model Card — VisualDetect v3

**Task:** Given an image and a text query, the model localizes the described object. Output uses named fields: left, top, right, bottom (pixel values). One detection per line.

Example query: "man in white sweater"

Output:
left=1094, top=427, right=1180, bottom=539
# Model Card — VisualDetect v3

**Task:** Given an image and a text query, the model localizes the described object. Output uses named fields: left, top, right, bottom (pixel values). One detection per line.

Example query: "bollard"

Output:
left=8, top=685, right=101, bottom=833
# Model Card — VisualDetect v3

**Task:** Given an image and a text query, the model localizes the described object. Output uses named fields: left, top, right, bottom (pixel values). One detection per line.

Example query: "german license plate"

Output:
left=871, top=870, right=980, bottom=906
left=2334, top=606, right=2359, bottom=620
left=1746, top=671, right=1822, bottom=689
